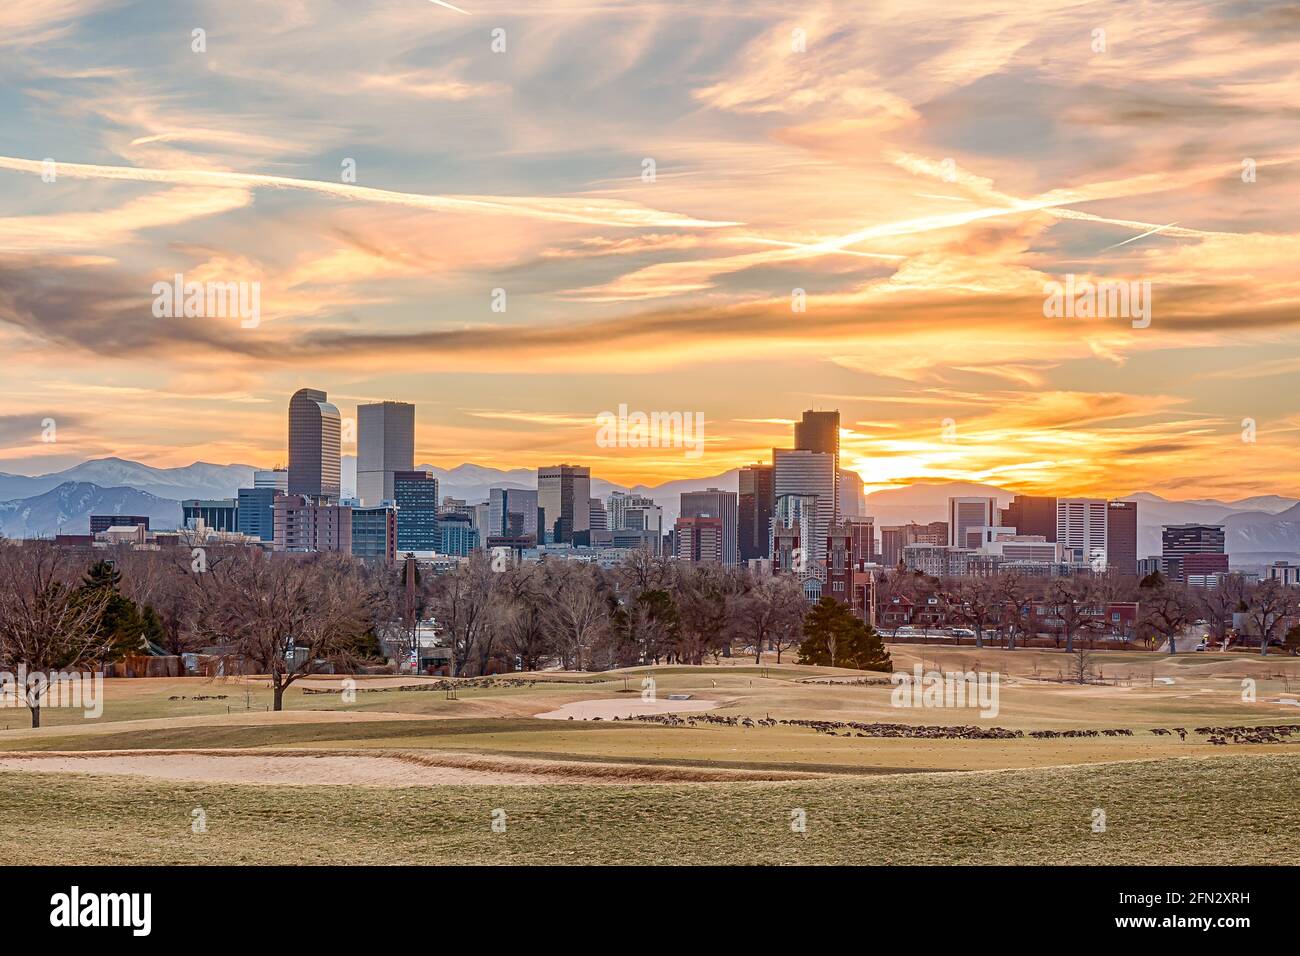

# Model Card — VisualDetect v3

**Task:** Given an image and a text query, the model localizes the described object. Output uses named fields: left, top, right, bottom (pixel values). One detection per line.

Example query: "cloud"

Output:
left=0, top=157, right=739, bottom=229
left=2, top=0, right=1300, bottom=497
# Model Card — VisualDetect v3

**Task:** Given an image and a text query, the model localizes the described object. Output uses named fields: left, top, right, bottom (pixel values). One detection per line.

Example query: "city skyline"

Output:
left=3, top=2, right=1300, bottom=501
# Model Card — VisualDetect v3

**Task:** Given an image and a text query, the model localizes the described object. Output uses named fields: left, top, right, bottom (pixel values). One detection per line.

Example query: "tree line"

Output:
left=0, top=542, right=893, bottom=723
left=876, top=565, right=1300, bottom=655
left=2, top=539, right=1294, bottom=726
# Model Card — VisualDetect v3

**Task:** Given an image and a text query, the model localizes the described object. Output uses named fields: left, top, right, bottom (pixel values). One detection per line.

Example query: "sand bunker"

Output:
left=0, top=750, right=560, bottom=786
left=0, top=747, right=812, bottom=786
left=535, top=698, right=722, bottom=720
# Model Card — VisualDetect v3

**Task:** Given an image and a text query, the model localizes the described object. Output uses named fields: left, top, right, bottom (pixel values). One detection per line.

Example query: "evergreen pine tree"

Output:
left=797, top=597, right=892, bottom=672
left=79, top=560, right=149, bottom=660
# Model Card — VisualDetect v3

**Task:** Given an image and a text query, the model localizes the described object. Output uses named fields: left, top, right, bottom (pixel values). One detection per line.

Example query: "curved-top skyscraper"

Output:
left=288, top=388, right=342, bottom=501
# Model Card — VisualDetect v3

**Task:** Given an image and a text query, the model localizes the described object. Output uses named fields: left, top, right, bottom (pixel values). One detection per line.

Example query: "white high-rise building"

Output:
left=1056, top=498, right=1108, bottom=567
left=357, top=401, right=415, bottom=506
left=771, top=493, right=818, bottom=579
left=606, top=491, right=656, bottom=531
left=947, top=497, right=998, bottom=548
left=624, top=503, right=663, bottom=537
left=254, top=469, right=288, bottom=492
left=774, top=449, right=837, bottom=575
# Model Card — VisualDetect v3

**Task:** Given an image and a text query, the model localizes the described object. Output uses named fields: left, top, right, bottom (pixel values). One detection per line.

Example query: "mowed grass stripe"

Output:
left=0, top=754, right=1293, bottom=865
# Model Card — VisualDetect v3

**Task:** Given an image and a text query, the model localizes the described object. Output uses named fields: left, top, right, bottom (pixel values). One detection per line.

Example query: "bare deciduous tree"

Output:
left=1245, top=579, right=1293, bottom=656
left=202, top=550, right=379, bottom=710
left=1196, top=575, right=1247, bottom=648
left=997, top=571, right=1036, bottom=651
left=497, top=564, right=552, bottom=672
left=429, top=552, right=499, bottom=676
left=1047, top=577, right=1100, bottom=653
left=1138, top=580, right=1193, bottom=654
left=0, top=542, right=112, bottom=727
left=543, top=562, right=609, bottom=670
left=955, top=576, right=1000, bottom=649
left=732, top=573, right=806, bottom=663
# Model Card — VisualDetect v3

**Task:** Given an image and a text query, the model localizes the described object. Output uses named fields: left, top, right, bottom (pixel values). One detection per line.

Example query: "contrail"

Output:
left=1099, top=220, right=1180, bottom=252
left=430, top=0, right=471, bottom=13
left=0, top=156, right=740, bottom=229
left=727, top=237, right=905, bottom=260
left=1047, top=209, right=1229, bottom=242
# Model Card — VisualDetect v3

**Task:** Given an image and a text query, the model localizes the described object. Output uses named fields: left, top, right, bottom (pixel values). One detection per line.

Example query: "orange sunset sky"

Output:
left=1, top=0, right=1298, bottom=498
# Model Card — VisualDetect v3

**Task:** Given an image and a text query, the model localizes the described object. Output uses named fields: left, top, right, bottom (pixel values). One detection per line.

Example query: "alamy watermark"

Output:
left=0, top=666, right=104, bottom=719
left=890, top=665, right=1000, bottom=718
left=596, top=404, right=705, bottom=459
left=152, top=273, right=261, bottom=328
left=50, top=886, right=150, bottom=936
left=1043, top=274, right=1151, bottom=329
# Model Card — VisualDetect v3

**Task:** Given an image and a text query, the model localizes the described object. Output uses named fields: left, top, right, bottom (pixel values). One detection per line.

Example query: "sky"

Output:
left=1, top=0, right=1299, bottom=499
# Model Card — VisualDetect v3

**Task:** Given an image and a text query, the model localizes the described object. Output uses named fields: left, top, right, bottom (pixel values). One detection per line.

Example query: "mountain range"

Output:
left=0, top=458, right=256, bottom=503
left=1, top=458, right=1297, bottom=564
left=0, top=482, right=183, bottom=539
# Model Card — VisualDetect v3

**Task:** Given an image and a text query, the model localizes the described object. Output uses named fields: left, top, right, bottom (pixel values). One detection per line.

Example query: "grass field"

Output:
left=0, top=755, right=1292, bottom=865
left=1, top=644, right=1296, bottom=864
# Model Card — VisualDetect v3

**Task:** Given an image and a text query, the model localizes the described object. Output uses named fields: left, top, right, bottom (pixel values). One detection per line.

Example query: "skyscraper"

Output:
left=437, top=512, right=480, bottom=556
left=237, top=486, right=280, bottom=542
left=471, top=502, right=491, bottom=541
left=1106, top=500, right=1138, bottom=576
left=538, top=464, right=590, bottom=544
left=287, top=388, right=341, bottom=501
left=1162, top=523, right=1226, bottom=556
left=795, top=409, right=840, bottom=458
left=674, top=515, right=724, bottom=564
left=1056, top=498, right=1108, bottom=566
left=679, top=488, right=738, bottom=565
left=948, top=497, right=998, bottom=548
left=795, top=410, right=840, bottom=523
left=1161, top=523, right=1226, bottom=585
left=838, top=468, right=865, bottom=518
left=771, top=493, right=818, bottom=577
left=1001, top=494, right=1057, bottom=541
left=606, top=491, right=656, bottom=531
left=738, top=463, right=774, bottom=561
left=351, top=504, right=398, bottom=563
left=254, top=469, right=288, bottom=492
left=588, top=497, right=608, bottom=532
left=774, top=449, right=837, bottom=574
left=623, top=502, right=663, bottom=547
left=489, top=487, right=539, bottom=540
left=394, top=470, right=439, bottom=553
left=357, top=401, right=415, bottom=506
